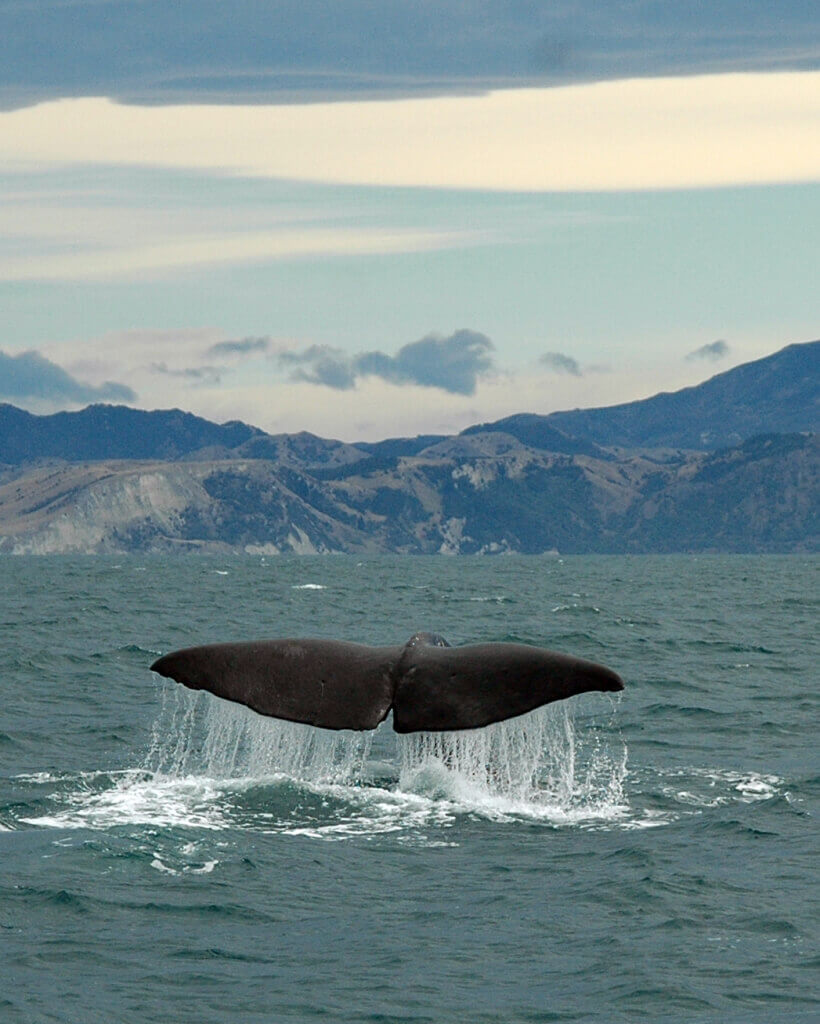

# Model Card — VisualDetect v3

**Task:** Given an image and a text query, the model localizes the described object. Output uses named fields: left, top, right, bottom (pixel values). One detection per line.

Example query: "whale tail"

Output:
left=150, top=634, right=624, bottom=733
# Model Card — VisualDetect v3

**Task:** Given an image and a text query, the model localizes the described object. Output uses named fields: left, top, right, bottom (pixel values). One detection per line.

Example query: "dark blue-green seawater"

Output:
left=1, top=555, right=817, bottom=1023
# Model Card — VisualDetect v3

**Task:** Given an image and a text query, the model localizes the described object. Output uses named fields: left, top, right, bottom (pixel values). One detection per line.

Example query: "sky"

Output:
left=1, top=2, right=819, bottom=441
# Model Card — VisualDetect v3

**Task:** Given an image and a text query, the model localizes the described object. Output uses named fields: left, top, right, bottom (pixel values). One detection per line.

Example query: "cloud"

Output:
left=686, top=340, right=730, bottom=362
left=0, top=219, right=461, bottom=282
left=528, top=34, right=576, bottom=75
left=540, top=351, right=582, bottom=376
left=2, top=2, right=818, bottom=109
left=150, top=362, right=222, bottom=385
left=5, top=75, right=819, bottom=193
left=280, top=345, right=358, bottom=390
left=280, top=329, right=494, bottom=395
left=0, top=349, right=135, bottom=403
left=207, top=337, right=269, bottom=358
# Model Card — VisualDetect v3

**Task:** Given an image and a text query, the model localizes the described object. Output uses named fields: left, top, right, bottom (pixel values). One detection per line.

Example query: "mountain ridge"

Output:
left=1, top=340, right=817, bottom=466
left=0, top=340, right=816, bottom=554
left=0, top=403, right=263, bottom=465
left=466, top=340, right=818, bottom=452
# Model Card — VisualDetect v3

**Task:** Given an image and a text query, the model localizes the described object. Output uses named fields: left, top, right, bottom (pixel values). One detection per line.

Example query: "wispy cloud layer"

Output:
left=3, top=1, right=817, bottom=108
left=280, top=330, right=494, bottom=395
left=0, top=223, right=461, bottom=282
left=149, top=362, right=222, bottom=385
left=0, top=350, right=135, bottom=404
left=207, top=337, right=270, bottom=358
left=4, top=74, right=820, bottom=191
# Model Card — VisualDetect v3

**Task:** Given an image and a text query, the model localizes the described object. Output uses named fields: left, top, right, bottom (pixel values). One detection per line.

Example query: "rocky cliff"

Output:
left=1, top=432, right=815, bottom=554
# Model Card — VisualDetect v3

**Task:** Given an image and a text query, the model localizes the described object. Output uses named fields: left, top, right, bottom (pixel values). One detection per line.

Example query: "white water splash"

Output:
left=22, top=771, right=233, bottom=831
left=7, top=686, right=631, bottom=842
left=398, top=702, right=628, bottom=821
left=143, top=686, right=628, bottom=825
left=11, top=693, right=793, bottom=843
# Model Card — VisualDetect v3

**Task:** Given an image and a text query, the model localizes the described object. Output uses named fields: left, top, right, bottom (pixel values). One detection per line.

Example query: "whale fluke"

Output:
left=391, top=641, right=623, bottom=733
left=150, top=633, right=623, bottom=733
left=150, top=639, right=400, bottom=731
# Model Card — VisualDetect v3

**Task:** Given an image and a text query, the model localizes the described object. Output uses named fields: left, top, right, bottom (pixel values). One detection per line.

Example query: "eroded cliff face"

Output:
left=1, top=433, right=816, bottom=555
left=0, top=463, right=210, bottom=554
left=0, top=460, right=371, bottom=555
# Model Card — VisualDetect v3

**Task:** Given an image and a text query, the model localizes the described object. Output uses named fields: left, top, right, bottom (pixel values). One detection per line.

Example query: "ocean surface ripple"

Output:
left=1, top=554, right=817, bottom=1023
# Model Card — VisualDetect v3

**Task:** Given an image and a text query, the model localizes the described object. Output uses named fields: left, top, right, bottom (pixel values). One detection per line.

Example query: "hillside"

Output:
left=0, top=403, right=263, bottom=465
left=465, top=340, right=819, bottom=451
left=0, top=433, right=815, bottom=555
left=0, top=340, right=816, bottom=554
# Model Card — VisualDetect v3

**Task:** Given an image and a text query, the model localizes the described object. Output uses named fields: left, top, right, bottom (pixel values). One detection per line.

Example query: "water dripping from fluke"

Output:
left=143, top=686, right=629, bottom=824
left=145, top=688, right=374, bottom=785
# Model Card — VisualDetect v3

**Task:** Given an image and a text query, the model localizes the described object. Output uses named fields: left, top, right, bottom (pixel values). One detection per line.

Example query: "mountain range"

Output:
left=0, top=340, right=816, bottom=554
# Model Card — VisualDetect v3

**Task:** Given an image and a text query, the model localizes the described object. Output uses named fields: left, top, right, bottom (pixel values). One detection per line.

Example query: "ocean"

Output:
left=1, top=554, right=817, bottom=1023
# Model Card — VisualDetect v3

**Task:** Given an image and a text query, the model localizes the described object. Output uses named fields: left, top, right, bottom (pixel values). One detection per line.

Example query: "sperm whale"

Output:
left=150, top=632, right=624, bottom=733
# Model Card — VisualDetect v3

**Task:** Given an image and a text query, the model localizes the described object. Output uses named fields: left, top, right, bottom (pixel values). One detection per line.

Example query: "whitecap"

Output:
left=150, top=857, right=177, bottom=874
left=552, top=603, right=600, bottom=614
left=655, top=766, right=783, bottom=808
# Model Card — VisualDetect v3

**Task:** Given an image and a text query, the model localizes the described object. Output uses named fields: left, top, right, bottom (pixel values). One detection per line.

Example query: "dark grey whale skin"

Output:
left=150, top=633, right=624, bottom=733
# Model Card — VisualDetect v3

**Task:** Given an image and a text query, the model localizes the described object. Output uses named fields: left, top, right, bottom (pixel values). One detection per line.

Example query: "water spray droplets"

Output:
left=146, top=687, right=372, bottom=785
left=398, top=702, right=627, bottom=818
left=145, top=685, right=628, bottom=823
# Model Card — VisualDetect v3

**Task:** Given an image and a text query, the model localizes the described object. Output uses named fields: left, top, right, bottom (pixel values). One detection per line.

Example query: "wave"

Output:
left=551, top=602, right=601, bottom=614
